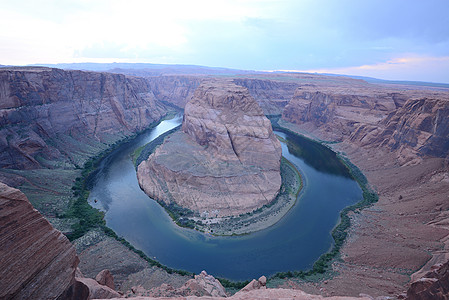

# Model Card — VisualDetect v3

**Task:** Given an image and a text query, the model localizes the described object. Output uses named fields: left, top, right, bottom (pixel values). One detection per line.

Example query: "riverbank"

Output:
left=73, top=114, right=369, bottom=290
left=190, top=156, right=303, bottom=236
left=270, top=119, right=449, bottom=298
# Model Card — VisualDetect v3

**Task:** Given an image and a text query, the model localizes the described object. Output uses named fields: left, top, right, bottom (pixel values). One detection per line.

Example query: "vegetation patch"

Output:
left=61, top=114, right=195, bottom=278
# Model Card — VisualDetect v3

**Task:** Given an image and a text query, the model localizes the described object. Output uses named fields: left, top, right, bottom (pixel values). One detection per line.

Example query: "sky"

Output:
left=1, top=0, right=448, bottom=83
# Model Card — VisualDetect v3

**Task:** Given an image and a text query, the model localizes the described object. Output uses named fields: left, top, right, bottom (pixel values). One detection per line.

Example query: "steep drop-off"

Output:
left=233, top=78, right=299, bottom=115
left=0, top=182, right=78, bottom=299
left=137, top=80, right=282, bottom=217
left=0, top=67, right=166, bottom=170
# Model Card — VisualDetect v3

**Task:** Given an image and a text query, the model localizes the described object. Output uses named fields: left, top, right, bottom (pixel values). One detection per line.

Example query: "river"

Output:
left=88, top=115, right=362, bottom=280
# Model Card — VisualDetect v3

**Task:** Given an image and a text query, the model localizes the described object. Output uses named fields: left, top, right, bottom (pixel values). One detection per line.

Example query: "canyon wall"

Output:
left=233, top=78, right=299, bottom=115
left=146, top=75, right=202, bottom=108
left=282, top=86, right=449, bottom=163
left=0, top=67, right=167, bottom=169
left=137, top=80, right=282, bottom=217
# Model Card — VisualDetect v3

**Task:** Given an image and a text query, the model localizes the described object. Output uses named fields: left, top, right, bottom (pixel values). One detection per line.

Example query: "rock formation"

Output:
left=282, top=87, right=406, bottom=141
left=0, top=181, right=78, bottom=299
left=96, top=269, right=116, bottom=290
left=147, top=75, right=202, bottom=108
left=0, top=67, right=166, bottom=169
left=282, top=86, right=449, bottom=164
left=135, top=270, right=227, bottom=298
left=0, top=181, right=123, bottom=300
left=407, top=261, right=449, bottom=300
left=233, top=78, right=299, bottom=114
left=352, top=97, right=449, bottom=163
left=138, top=80, right=282, bottom=217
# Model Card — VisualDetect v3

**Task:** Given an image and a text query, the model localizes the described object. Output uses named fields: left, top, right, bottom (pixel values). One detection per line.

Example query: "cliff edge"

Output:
left=137, top=80, right=281, bottom=217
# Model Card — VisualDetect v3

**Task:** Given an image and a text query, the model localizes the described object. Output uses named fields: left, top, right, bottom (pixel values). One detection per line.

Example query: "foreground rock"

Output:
left=0, top=181, right=123, bottom=300
left=407, top=260, right=449, bottom=300
left=138, top=80, right=282, bottom=217
left=131, top=270, right=226, bottom=298
left=0, top=182, right=78, bottom=299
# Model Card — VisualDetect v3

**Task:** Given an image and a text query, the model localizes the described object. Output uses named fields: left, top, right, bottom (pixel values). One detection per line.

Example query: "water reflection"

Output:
left=88, top=116, right=362, bottom=280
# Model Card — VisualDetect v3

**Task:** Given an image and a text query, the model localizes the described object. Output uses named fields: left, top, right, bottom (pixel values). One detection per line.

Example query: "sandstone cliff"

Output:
left=137, top=80, right=282, bottom=217
left=146, top=75, right=202, bottom=108
left=233, top=78, right=299, bottom=115
left=0, top=181, right=78, bottom=299
left=282, top=87, right=406, bottom=141
left=282, top=86, right=449, bottom=163
left=0, top=67, right=166, bottom=169
left=0, top=181, right=125, bottom=300
left=350, top=97, right=449, bottom=163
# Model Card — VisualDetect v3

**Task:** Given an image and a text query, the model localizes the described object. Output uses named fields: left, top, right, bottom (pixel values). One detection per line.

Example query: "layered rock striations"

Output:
left=282, top=87, right=406, bottom=141
left=351, top=97, right=449, bottom=162
left=282, top=86, right=449, bottom=162
left=233, top=78, right=299, bottom=115
left=0, top=67, right=166, bottom=169
left=137, top=80, right=282, bottom=217
left=0, top=181, right=78, bottom=299
left=146, top=75, right=202, bottom=108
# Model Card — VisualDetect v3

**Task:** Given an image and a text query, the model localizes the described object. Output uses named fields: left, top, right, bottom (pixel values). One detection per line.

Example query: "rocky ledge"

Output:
left=137, top=80, right=282, bottom=217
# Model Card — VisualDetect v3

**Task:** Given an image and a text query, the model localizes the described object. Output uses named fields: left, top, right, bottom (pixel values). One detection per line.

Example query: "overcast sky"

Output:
left=1, top=0, right=448, bottom=83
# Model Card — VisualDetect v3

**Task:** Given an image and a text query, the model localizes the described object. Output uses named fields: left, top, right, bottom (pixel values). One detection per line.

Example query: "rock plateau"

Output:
left=137, top=80, right=282, bottom=217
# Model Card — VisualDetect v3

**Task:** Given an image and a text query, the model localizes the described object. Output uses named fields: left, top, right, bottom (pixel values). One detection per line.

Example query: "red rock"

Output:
left=96, top=269, right=115, bottom=290
left=407, top=260, right=449, bottom=300
left=0, top=67, right=166, bottom=169
left=138, top=80, right=282, bottom=217
left=0, top=182, right=78, bottom=299
left=75, top=277, right=120, bottom=299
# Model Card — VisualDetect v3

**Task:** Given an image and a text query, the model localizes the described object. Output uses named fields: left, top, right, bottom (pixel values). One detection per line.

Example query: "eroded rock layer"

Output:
left=0, top=67, right=166, bottom=169
left=282, top=86, right=449, bottom=163
left=0, top=182, right=78, bottom=299
left=138, top=80, right=281, bottom=217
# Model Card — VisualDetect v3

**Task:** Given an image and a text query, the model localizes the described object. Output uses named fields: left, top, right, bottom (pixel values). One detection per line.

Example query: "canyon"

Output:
left=0, top=64, right=449, bottom=299
left=137, top=79, right=282, bottom=217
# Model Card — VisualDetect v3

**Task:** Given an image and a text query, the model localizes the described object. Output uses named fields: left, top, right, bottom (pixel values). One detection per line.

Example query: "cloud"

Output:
left=0, top=0, right=448, bottom=82
left=299, top=56, right=449, bottom=83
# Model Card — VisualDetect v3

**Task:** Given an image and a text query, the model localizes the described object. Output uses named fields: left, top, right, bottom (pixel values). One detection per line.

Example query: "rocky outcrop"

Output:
left=0, top=181, right=78, bottom=299
left=282, top=88, right=404, bottom=141
left=140, top=270, right=226, bottom=298
left=358, top=98, right=449, bottom=163
left=96, top=269, right=116, bottom=290
left=138, top=80, right=282, bottom=217
left=407, top=261, right=449, bottom=300
left=239, top=275, right=267, bottom=292
left=73, top=277, right=121, bottom=299
left=0, top=67, right=166, bottom=169
left=282, top=86, right=449, bottom=163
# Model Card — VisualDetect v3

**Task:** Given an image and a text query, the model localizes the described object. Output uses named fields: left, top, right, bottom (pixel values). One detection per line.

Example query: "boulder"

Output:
left=96, top=269, right=115, bottom=290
